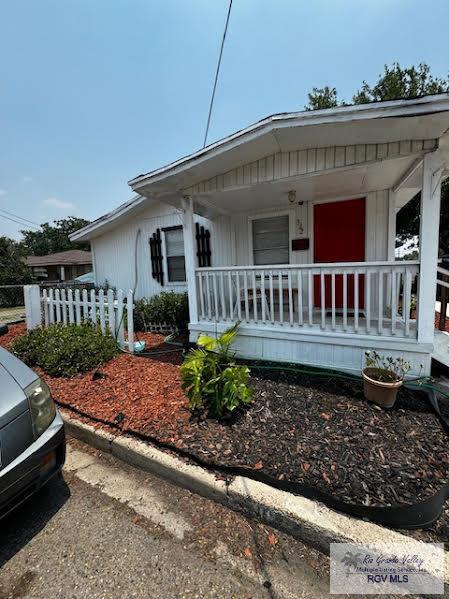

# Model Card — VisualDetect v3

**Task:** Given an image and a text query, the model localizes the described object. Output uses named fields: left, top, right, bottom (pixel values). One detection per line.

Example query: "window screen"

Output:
left=165, top=227, right=186, bottom=282
left=252, top=215, right=289, bottom=265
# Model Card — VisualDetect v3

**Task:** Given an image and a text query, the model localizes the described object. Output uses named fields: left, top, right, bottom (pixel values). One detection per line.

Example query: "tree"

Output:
left=396, top=180, right=449, bottom=256
left=304, top=63, right=449, bottom=255
left=305, top=86, right=338, bottom=111
left=304, top=63, right=449, bottom=110
left=0, top=236, right=34, bottom=307
left=20, top=216, right=90, bottom=256
left=352, top=63, right=449, bottom=104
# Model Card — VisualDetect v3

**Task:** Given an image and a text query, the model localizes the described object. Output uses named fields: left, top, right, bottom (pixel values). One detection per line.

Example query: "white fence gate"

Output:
left=24, top=285, right=135, bottom=352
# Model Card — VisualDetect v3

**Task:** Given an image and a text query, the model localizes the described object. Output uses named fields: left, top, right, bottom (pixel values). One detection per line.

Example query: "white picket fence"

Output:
left=24, top=285, right=135, bottom=352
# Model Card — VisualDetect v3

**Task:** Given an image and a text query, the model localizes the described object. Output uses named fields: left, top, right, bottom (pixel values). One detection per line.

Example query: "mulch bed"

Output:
left=2, top=324, right=449, bottom=515
left=0, top=322, right=27, bottom=347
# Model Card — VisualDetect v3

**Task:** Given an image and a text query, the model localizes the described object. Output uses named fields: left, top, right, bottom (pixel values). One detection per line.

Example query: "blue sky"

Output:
left=1, top=0, right=448, bottom=239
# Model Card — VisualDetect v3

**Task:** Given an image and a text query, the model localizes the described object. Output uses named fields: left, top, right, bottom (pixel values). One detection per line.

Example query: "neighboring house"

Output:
left=26, top=250, right=92, bottom=282
left=71, top=95, right=449, bottom=375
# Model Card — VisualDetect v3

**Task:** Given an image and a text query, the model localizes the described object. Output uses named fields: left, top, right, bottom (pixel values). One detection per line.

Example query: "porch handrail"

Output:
left=437, top=265, right=449, bottom=284
left=195, top=261, right=419, bottom=339
left=196, top=260, right=420, bottom=272
left=437, top=266, right=449, bottom=331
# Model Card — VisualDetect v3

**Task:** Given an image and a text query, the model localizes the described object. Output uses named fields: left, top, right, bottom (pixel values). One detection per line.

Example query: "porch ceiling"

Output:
left=190, top=154, right=422, bottom=215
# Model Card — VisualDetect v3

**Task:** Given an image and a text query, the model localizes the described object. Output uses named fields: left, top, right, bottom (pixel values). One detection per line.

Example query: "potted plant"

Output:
left=362, top=351, right=411, bottom=408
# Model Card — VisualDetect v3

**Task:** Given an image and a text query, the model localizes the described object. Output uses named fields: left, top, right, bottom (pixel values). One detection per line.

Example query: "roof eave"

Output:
left=128, top=94, right=449, bottom=190
left=69, top=195, right=149, bottom=242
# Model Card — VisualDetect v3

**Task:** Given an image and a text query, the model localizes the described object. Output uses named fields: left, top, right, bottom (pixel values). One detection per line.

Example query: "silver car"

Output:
left=0, top=346, right=65, bottom=518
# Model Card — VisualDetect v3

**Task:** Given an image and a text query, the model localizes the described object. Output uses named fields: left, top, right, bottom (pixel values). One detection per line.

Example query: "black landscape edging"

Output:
left=59, top=387, right=449, bottom=530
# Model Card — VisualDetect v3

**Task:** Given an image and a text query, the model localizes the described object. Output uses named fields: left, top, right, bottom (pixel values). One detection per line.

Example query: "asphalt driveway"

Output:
left=0, top=438, right=333, bottom=599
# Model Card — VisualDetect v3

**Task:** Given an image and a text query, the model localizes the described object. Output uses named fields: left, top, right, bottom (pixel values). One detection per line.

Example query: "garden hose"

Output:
left=110, top=301, right=184, bottom=357
left=59, top=371, right=449, bottom=529
left=112, top=303, right=449, bottom=402
left=93, top=312, right=449, bottom=528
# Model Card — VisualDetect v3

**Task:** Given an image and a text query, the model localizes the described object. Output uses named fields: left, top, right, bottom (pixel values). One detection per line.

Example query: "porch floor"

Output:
left=201, top=308, right=417, bottom=339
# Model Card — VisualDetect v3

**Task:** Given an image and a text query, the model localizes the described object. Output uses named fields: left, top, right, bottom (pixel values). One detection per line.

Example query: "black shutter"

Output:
left=196, top=223, right=211, bottom=267
left=149, top=229, right=164, bottom=285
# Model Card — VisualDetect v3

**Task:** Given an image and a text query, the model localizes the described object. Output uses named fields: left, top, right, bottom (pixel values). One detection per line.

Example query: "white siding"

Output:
left=365, top=190, right=389, bottom=261
left=92, top=201, right=212, bottom=299
left=214, top=191, right=390, bottom=267
left=208, top=215, right=234, bottom=266
left=183, top=140, right=437, bottom=195
left=91, top=189, right=391, bottom=299
left=230, top=202, right=310, bottom=266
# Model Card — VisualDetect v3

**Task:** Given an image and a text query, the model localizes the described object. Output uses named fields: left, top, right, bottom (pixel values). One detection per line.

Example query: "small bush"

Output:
left=134, top=292, right=189, bottom=332
left=11, top=323, right=118, bottom=377
left=0, top=287, right=26, bottom=309
left=180, top=323, right=253, bottom=419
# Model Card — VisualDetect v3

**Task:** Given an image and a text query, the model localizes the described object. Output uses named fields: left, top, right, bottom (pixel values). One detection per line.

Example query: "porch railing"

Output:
left=195, top=261, right=420, bottom=338
left=437, top=265, right=449, bottom=331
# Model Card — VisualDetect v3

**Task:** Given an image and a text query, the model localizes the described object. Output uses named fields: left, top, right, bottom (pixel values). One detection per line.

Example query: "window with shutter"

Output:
left=149, top=229, right=164, bottom=285
left=164, top=226, right=186, bottom=282
left=252, top=215, right=290, bottom=265
left=195, top=223, right=211, bottom=267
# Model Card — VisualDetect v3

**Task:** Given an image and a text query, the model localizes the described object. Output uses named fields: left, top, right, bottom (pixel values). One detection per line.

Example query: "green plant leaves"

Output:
left=364, top=350, right=412, bottom=381
left=11, top=322, right=118, bottom=377
left=180, top=323, right=253, bottom=419
left=134, top=292, right=189, bottom=332
left=217, top=322, right=239, bottom=350
left=197, top=334, right=217, bottom=351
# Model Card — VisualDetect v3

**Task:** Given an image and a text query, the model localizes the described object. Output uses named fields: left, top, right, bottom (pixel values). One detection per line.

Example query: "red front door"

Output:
left=313, top=198, right=365, bottom=309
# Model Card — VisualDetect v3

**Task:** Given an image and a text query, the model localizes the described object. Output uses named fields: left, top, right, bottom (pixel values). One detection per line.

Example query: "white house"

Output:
left=71, top=95, right=449, bottom=375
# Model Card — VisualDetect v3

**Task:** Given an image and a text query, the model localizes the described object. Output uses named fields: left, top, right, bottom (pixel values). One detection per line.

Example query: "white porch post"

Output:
left=387, top=190, right=397, bottom=261
left=385, top=190, right=397, bottom=309
left=417, top=153, right=443, bottom=344
left=181, top=196, right=198, bottom=325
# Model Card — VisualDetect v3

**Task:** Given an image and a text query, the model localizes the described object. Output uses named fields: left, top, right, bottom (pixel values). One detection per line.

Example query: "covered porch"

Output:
left=184, top=149, right=447, bottom=374
left=129, top=96, right=449, bottom=375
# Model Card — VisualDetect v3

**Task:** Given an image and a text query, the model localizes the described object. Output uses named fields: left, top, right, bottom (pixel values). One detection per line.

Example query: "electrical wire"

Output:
left=0, top=208, right=40, bottom=227
left=203, top=0, right=233, bottom=148
left=0, top=212, right=41, bottom=230
left=132, top=228, right=142, bottom=295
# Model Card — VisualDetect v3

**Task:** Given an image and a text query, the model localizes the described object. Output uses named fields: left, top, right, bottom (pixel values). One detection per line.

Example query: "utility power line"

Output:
left=0, top=212, right=41, bottom=230
left=203, top=0, right=233, bottom=148
left=0, top=208, right=40, bottom=227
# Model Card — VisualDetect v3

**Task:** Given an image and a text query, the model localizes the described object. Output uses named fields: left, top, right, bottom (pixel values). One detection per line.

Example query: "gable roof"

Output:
left=71, top=94, right=449, bottom=242
left=129, top=94, right=449, bottom=195
left=70, top=195, right=150, bottom=242
left=26, top=250, right=92, bottom=267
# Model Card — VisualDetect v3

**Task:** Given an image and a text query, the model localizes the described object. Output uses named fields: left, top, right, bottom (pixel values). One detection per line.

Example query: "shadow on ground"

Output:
left=0, top=474, right=70, bottom=568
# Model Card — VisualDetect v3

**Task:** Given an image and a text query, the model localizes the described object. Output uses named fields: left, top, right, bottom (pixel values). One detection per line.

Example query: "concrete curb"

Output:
left=62, top=410, right=448, bottom=585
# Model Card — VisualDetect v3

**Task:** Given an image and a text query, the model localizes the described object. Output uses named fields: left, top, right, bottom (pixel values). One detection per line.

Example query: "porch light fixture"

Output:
left=288, top=190, right=296, bottom=204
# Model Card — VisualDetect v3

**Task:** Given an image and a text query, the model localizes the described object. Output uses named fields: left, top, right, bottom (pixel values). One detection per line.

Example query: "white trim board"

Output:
left=190, top=322, right=432, bottom=376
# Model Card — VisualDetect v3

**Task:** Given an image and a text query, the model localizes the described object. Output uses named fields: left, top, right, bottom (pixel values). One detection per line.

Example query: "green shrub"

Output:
left=134, top=292, right=189, bottom=332
left=0, top=287, right=26, bottom=309
left=180, top=323, right=253, bottom=419
left=11, top=323, right=118, bottom=377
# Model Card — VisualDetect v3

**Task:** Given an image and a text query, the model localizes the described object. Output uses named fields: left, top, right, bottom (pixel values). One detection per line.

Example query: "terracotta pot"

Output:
left=362, top=367, right=403, bottom=409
